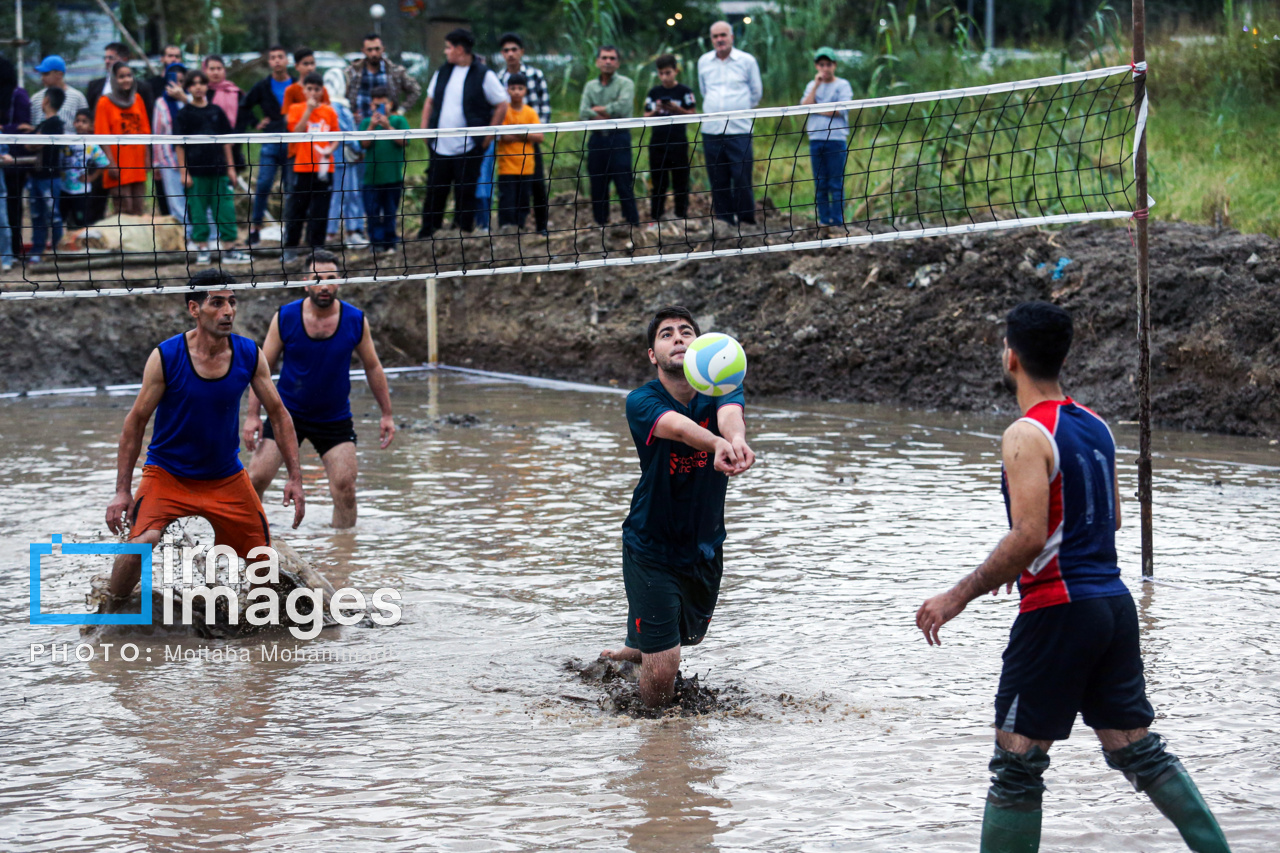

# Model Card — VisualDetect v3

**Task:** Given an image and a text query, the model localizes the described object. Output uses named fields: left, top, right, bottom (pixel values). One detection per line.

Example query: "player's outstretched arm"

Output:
left=716, top=404, right=754, bottom=475
left=915, top=420, right=1053, bottom=646
left=250, top=348, right=306, bottom=528
left=652, top=411, right=742, bottom=475
left=106, top=350, right=166, bottom=534
left=354, top=318, right=395, bottom=449
left=243, top=313, right=283, bottom=451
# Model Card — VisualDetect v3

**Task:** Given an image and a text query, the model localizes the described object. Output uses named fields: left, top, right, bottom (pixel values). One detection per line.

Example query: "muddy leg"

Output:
left=600, top=646, right=642, bottom=663
left=639, top=646, right=681, bottom=707
left=107, top=528, right=161, bottom=608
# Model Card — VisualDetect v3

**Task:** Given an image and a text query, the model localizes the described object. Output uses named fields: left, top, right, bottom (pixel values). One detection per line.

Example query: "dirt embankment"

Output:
left=1, top=221, right=1276, bottom=437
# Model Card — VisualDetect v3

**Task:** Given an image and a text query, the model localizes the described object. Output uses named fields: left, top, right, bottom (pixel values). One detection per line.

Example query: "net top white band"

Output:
left=1, top=63, right=1135, bottom=147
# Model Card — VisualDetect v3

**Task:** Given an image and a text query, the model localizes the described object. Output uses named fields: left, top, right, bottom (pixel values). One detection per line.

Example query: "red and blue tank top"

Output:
left=146, top=332, right=258, bottom=480
left=1002, top=398, right=1129, bottom=613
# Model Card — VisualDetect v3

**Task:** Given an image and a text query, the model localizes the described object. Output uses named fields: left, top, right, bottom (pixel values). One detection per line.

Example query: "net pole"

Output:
left=426, top=279, right=439, bottom=365
left=1133, top=0, right=1154, bottom=579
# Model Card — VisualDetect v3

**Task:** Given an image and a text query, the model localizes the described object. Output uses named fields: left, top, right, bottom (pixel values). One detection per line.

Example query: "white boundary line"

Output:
left=0, top=64, right=1132, bottom=146
left=0, top=210, right=1131, bottom=300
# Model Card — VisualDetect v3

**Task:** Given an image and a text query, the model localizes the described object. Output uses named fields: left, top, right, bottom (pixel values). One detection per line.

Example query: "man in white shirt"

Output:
left=31, top=56, right=90, bottom=126
left=697, top=21, right=762, bottom=232
left=417, top=28, right=509, bottom=238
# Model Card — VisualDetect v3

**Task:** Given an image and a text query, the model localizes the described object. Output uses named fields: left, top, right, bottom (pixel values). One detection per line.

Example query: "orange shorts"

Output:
left=130, top=465, right=271, bottom=556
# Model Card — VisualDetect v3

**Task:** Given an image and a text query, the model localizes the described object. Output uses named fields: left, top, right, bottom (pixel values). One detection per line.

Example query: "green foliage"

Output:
left=0, top=2, right=90, bottom=84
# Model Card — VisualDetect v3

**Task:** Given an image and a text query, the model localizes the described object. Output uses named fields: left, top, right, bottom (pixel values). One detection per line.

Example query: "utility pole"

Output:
left=985, top=0, right=994, bottom=51
left=15, top=0, right=23, bottom=75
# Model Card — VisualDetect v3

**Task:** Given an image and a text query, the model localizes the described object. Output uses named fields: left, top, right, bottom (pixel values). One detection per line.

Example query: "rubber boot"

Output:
left=980, top=799, right=1041, bottom=853
left=1146, top=770, right=1231, bottom=853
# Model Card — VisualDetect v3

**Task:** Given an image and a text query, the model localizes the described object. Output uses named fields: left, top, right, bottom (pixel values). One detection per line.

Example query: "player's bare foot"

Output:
left=600, top=647, right=641, bottom=663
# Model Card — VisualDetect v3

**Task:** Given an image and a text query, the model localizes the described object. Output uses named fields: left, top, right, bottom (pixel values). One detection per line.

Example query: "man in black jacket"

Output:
left=416, top=29, right=508, bottom=238
left=240, top=45, right=296, bottom=245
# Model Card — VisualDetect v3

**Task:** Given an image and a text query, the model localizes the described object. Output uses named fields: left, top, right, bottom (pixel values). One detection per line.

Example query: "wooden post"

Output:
left=1133, top=0, right=1153, bottom=578
left=426, top=279, right=439, bottom=365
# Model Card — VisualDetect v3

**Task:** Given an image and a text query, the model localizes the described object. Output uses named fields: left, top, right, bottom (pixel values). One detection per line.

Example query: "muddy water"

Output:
left=1, top=370, right=1276, bottom=851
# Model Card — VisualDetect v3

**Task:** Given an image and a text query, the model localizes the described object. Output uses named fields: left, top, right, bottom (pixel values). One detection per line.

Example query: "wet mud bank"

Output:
left=2, top=221, right=1276, bottom=436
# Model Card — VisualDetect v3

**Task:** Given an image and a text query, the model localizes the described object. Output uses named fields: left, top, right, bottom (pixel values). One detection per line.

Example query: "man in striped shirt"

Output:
left=497, top=33, right=551, bottom=237
left=31, top=56, right=90, bottom=126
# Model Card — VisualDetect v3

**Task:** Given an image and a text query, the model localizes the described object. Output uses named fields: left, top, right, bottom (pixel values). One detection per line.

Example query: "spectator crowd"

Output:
left=0, top=22, right=854, bottom=269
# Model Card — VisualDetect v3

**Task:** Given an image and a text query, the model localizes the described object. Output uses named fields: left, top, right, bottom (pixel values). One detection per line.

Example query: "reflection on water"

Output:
left=0, top=370, right=1276, bottom=851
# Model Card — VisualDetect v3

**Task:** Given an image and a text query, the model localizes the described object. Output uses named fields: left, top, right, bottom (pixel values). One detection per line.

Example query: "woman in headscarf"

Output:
left=203, top=55, right=246, bottom=177
left=0, top=56, right=32, bottom=260
left=95, top=62, right=151, bottom=216
left=323, top=67, right=367, bottom=247
left=152, top=62, right=190, bottom=236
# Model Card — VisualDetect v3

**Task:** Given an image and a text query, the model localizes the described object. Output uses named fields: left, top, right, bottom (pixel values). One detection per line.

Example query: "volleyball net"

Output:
left=0, top=63, right=1145, bottom=299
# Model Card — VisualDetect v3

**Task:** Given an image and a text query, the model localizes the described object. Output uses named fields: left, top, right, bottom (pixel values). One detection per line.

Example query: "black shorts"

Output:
left=995, top=594, right=1155, bottom=741
left=623, top=545, right=723, bottom=655
left=263, top=413, right=357, bottom=457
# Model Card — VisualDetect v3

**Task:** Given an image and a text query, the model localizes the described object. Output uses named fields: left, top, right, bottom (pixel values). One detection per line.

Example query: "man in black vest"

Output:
left=417, top=29, right=509, bottom=238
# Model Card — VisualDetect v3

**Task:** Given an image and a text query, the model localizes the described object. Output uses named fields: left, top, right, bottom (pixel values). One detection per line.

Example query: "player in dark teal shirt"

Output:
left=602, top=306, right=754, bottom=707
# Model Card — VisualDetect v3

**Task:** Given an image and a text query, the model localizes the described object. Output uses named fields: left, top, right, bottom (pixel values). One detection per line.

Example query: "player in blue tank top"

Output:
left=242, top=250, right=396, bottom=528
left=599, top=306, right=754, bottom=708
left=915, top=303, right=1230, bottom=852
left=103, top=270, right=307, bottom=612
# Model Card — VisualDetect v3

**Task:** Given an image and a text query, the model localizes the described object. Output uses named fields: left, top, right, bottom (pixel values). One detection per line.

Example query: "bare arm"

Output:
left=106, top=349, right=167, bottom=533
left=1114, top=460, right=1122, bottom=530
left=419, top=97, right=433, bottom=129
left=354, top=318, right=396, bottom=449
left=250, top=348, right=306, bottom=528
left=243, top=313, right=283, bottom=450
left=915, top=421, right=1052, bottom=646
left=716, top=404, right=754, bottom=475
left=652, top=410, right=743, bottom=476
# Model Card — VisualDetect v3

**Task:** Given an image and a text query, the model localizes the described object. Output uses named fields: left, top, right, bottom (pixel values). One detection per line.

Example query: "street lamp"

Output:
left=370, top=3, right=386, bottom=36
left=211, top=6, right=223, bottom=54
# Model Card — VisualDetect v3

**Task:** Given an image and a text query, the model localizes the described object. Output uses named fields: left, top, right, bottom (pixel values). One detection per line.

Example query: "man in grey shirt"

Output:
left=697, top=21, right=762, bottom=232
left=801, top=47, right=854, bottom=228
left=31, top=56, right=90, bottom=126
left=579, top=45, right=639, bottom=227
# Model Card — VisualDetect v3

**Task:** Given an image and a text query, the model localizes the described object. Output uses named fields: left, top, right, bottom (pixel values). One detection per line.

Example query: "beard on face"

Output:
left=309, top=289, right=335, bottom=308
left=1001, top=365, right=1018, bottom=394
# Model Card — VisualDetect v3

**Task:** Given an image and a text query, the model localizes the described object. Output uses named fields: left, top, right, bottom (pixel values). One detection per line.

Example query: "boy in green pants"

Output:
left=175, top=70, right=249, bottom=265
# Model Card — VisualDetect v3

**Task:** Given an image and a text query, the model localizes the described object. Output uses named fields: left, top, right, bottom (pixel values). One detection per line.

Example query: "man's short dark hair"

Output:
left=445, top=28, right=475, bottom=52
left=302, top=72, right=324, bottom=88
left=1006, top=301, right=1074, bottom=381
left=267, top=45, right=287, bottom=56
left=655, top=53, right=678, bottom=72
left=293, top=48, right=314, bottom=64
left=507, top=72, right=527, bottom=88
left=499, top=32, right=523, bottom=49
left=363, top=33, right=382, bottom=44
left=183, top=269, right=238, bottom=307
left=310, top=249, right=339, bottom=268
left=183, top=69, right=208, bottom=90
left=75, top=107, right=92, bottom=121
left=647, top=306, right=700, bottom=350
left=597, top=44, right=619, bottom=59
left=105, top=42, right=131, bottom=59
left=43, top=87, right=65, bottom=112
left=370, top=85, right=394, bottom=104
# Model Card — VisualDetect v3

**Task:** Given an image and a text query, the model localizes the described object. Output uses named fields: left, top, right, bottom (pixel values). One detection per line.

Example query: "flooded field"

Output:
left=1, top=369, right=1276, bottom=851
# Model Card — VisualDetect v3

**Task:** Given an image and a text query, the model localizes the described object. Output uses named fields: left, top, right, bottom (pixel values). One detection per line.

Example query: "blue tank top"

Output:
left=1001, top=398, right=1129, bottom=613
left=276, top=299, right=365, bottom=423
left=146, top=333, right=258, bottom=480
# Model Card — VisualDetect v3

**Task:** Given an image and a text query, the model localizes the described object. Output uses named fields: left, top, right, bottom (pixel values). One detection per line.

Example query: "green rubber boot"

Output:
left=980, top=800, right=1042, bottom=853
left=1146, top=770, right=1231, bottom=853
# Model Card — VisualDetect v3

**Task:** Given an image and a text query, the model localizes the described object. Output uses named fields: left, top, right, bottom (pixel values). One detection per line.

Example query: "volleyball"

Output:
left=683, top=333, right=747, bottom=397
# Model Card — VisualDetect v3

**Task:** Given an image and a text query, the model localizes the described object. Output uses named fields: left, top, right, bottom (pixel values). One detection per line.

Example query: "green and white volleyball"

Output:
left=683, top=333, right=747, bottom=397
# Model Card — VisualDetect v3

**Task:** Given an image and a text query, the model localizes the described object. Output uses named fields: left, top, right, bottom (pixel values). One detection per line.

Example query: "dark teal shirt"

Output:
left=622, top=379, right=745, bottom=567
